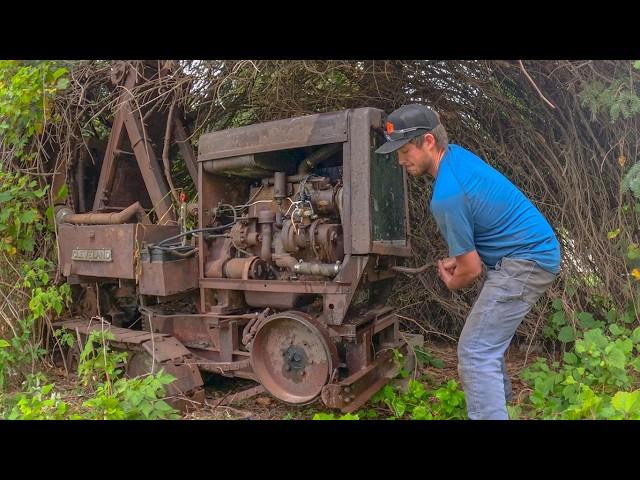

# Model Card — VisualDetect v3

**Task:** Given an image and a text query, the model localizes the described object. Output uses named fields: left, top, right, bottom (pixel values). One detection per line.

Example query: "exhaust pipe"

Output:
left=55, top=202, right=149, bottom=225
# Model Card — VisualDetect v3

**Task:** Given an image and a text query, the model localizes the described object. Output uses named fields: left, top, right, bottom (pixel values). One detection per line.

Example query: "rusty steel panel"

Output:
left=139, top=256, right=199, bottom=296
left=55, top=318, right=169, bottom=344
left=58, top=224, right=179, bottom=280
left=197, top=110, right=349, bottom=162
left=113, top=330, right=155, bottom=344
left=141, top=310, right=219, bottom=351
left=321, top=347, right=402, bottom=413
left=348, top=108, right=374, bottom=254
left=141, top=336, right=192, bottom=363
left=58, top=224, right=137, bottom=279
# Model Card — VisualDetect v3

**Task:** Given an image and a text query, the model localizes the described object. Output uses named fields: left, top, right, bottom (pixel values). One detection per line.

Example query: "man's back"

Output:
left=430, top=144, right=560, bottom=273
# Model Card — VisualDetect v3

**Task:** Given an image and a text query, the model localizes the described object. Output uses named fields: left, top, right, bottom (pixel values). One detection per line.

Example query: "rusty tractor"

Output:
left=51, top=61, right=422, bottom=413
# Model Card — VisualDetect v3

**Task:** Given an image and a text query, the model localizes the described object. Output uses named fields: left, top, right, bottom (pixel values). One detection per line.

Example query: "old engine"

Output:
left=54, top=66, right=419, bottom=413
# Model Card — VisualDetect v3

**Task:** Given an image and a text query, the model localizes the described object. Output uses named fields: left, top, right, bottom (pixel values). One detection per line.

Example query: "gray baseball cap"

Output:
left=375, top=104, right=440, bottom=155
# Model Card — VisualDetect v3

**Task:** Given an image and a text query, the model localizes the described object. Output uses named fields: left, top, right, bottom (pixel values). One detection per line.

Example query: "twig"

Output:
left=518, top=60, right=556, bottom=109
left=395, top=313, right=458, bottom=343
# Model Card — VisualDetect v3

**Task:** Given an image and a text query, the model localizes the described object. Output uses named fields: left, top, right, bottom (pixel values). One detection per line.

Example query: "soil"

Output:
left=12, top=338, right=549, bottom=420
left=184, top=338, right=548, bottom=420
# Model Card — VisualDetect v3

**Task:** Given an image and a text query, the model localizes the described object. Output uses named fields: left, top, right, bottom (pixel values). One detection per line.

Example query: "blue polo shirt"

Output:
left=430, top=144, right=560, bottom=273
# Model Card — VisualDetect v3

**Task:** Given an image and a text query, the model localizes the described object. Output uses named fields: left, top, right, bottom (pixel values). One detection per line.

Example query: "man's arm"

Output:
left=437, top=250, right=482, bottom=290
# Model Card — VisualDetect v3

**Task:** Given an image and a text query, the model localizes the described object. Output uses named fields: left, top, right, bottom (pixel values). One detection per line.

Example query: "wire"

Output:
left=153, top=223, right=236, bottom=247
left=245, top=184, right=264, bottom=204
left=215, top=203, right=238, bottom=224
left=235, top=200, right=274, bottom=209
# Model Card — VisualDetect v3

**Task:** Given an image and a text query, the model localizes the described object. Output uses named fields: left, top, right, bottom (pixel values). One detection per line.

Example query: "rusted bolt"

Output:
left=344, top=387, right=351, bottom=394
left=344, top=397, right=351, bottom=403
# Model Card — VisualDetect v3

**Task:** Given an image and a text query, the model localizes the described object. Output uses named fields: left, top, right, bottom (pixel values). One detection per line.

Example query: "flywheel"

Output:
left=250, top=311, right=338, bottom=404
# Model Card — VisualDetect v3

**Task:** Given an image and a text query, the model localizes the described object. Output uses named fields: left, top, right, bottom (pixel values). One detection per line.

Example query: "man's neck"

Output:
left=428, top=147, right=447, bottom=178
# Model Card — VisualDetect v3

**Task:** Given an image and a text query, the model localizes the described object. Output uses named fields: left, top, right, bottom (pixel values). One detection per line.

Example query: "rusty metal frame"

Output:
left=92, top=63, right=176, bottom=225
left=58, top=103, right=417, bottom=412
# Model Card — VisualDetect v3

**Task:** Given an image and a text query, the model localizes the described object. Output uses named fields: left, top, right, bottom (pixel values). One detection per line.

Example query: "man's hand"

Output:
left=437, top=251, right=482, bottom=290
left=441, top=257, right=457, bottom=274
left=437, top=259, right=454, bottom=286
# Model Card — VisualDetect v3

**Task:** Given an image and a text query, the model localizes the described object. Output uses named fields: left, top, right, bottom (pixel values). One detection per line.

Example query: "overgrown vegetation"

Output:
left=3, top=330, right=179, bottom=420
left=3, top=59, right=640, bottom=419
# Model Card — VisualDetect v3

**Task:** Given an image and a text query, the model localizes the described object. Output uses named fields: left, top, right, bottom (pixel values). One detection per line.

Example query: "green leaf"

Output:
left=52, top=67, right=67, bottom=80
left=392, top=399, right=406, bottom=417
left=612, top=390, right=640, bottom=414
left=563, top=352, right=578, bottom=365
left=430, top=357, right=445, bottom=368
left=607, top=228, right=621, bottom=239
left=19, top=210, right=38, bottom=223
left=628, top=243, right=640, bottom=260
left=0, top=339, right=10, bottom=348
left=577, top=312, right=597, bottom=329
left=56, top=78, right=69, bottom=90
left=19, top=237, right=34, bottom=252
left=551, top=310, right=566, bottom=326
left=609, top=324, right=624, bottom=337
left=558, top=326, right=576, bottom=343
left=411, top=405, right=432, bottom=420
left=634, top=60, right=640, bottom=70
left=45, top=205, right=54, bottom=224
left=0, top=191, right=13, bottom=203
left=54, top=184, right=68, bottom=201
left=606, top=346, right=626, bottom=370
left=312, top=413, right=337, bottom=420
left=337, top=413, right=359, bottom=420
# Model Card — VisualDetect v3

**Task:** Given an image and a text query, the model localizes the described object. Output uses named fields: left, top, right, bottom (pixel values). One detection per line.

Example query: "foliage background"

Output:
left=1, top=59, right=639, bottom=391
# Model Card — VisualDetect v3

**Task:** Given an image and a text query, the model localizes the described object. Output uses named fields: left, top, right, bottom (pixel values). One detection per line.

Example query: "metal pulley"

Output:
left=250, top=311, right=338, bottom=404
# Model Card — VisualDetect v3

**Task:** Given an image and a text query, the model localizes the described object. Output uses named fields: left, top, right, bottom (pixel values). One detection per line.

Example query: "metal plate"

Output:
left=72, top=249, right=113, bottom=262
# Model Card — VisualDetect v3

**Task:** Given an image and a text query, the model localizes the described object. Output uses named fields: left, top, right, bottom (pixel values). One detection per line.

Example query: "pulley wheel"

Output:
left=250, top=312, right=337, bottom=404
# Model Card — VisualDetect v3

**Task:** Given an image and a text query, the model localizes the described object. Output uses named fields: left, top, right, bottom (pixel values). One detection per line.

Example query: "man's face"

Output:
left=396, top=137, right=433, bottom=177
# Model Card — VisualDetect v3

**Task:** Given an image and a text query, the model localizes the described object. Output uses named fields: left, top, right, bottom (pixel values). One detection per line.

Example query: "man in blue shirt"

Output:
left=376, top=104, right=560, bottom=420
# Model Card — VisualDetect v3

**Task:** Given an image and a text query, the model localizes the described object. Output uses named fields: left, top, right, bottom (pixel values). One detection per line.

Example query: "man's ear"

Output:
left=425, top=133, right=437, bottom=148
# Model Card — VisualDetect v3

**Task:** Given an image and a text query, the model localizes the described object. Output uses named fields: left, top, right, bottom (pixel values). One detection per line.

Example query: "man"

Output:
left=375, top=104, right=560, bottom=420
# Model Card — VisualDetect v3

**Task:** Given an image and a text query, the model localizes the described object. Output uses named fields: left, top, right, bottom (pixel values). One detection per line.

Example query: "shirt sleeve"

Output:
left=433, top=194, right=475, bottom=257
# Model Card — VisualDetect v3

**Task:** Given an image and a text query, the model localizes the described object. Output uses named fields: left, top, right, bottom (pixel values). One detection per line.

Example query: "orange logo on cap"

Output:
left=386, top=121, right=394, bottom=134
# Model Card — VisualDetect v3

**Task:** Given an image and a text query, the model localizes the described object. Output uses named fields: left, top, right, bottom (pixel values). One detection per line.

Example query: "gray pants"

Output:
left=457, top=257, right=557, bottom=420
